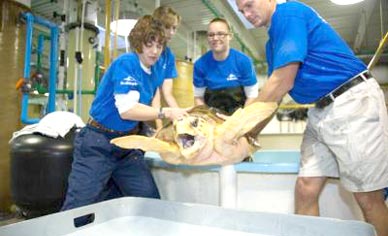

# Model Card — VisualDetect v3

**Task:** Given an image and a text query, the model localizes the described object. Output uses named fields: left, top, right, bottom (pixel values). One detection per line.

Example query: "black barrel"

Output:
left=9, top=129, right=75, bottom=218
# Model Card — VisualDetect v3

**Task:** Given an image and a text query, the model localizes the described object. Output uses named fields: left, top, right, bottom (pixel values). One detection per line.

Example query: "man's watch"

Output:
left=158, top=107, right=166, bottom=119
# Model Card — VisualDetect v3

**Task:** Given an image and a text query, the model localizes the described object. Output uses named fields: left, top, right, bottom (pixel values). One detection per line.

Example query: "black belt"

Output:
left=87, top=119, right=139, bottom=136
left=315, top=71, right=373, bottom=109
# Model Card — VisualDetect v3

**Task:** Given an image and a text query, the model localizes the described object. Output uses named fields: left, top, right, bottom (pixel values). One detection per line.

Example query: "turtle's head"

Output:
left=173, top=115, right=214, bottom=159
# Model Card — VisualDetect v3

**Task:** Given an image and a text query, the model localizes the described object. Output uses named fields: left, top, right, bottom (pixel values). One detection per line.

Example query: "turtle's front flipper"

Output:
left=215, top=102, right=278, bottom=142
left=111, top=135, right=181, bottom=162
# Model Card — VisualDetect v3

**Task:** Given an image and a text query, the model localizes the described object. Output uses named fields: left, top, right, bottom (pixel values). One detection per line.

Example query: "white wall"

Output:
left=258, top=133, right=303, bottom=150
left=371, top=64, right=388, bottom=84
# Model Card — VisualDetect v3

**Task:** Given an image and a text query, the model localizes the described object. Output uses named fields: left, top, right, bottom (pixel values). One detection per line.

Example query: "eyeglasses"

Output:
left=207, top=32, right=230, bottom=39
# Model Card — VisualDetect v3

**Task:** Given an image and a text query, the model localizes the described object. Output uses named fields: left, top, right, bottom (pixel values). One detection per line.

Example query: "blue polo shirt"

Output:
left=156, top=46, right=178, bottom=80
left=89, top=53, right=163, bottom=131
left=266, top=1, right=366, bottom=104
left=193, top=48, right=257, bottom=90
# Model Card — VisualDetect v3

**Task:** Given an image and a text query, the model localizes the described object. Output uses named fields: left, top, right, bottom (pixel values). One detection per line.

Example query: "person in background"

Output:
left=152, top=6, right=181, bottom=129
left=61, top=15, right=188, bottom=211
left=236, top=0, right=388, bottom=235
left=193, top=17, right=258, bottom=115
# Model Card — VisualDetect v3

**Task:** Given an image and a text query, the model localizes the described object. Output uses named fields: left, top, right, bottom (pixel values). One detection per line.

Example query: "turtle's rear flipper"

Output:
left=111, top=135, right=181, bottom=161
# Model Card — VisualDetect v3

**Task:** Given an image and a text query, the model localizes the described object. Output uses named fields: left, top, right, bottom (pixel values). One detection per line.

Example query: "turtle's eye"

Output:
left=191, top=118, right=198, bottom=128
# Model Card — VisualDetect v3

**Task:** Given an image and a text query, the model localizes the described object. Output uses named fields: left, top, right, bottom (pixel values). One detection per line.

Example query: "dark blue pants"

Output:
left=61, top=125, right=160, bottom=211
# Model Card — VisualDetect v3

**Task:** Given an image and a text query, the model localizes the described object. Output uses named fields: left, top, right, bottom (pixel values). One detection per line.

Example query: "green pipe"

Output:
left=35, top=87, right=96, bottom=95
left=36, top=55, right=41, bottom=72
left=57, top=89, right=96, bottom=95
left=36, top=34, right=50, bottom=71
left=94, top=51, right=102, bottom=91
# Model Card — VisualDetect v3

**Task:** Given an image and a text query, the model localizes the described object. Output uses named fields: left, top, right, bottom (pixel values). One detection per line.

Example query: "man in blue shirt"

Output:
left=194, top=18, right=258, bottom=115
left=61, top=15, right=188, bottom=211
left=236, top=0, right=388, bottom=235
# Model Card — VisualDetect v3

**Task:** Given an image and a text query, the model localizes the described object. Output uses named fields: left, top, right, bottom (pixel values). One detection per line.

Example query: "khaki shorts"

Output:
left=299, top=78, right=388, bottom=192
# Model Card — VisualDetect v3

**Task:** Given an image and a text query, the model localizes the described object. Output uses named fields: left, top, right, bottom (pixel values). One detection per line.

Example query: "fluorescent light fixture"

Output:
left=330, top=0, right=365, bottom=5
left=110, top=19, right=138, bottom=37
left=227, top=0, right=286, bottom=29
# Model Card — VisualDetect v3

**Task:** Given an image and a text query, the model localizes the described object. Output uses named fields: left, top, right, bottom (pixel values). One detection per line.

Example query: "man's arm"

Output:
left=255, top=62, right=299, bottom=103
left=244, top=62, right=300, bottom=142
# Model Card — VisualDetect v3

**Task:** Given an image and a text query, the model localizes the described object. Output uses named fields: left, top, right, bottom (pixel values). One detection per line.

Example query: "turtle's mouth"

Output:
left=178, top=133, right=196, bottom=149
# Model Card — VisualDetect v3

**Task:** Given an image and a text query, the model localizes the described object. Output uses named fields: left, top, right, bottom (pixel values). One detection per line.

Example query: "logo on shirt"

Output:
left=120, top=76, right=138, bottom=86
left=226, top=74, right=238, bottom=81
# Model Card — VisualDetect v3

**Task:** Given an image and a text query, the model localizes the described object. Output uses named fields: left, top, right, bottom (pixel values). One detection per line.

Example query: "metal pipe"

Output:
left=73, top=0, right=88, bottom=116
left=56, top=89, right=96, bottom=95
left=193, top=31, right=197, bottom=61
left=113, top=0, right=119, bottom=59
left=21, top=13, right=38, bottom=124
left=56, top=0, right=69, bottom=111
left=48, top=24, right=59, bottom=113
left=186, top=32, right=191, bottom=60
left=219, top=165, right=237, bottom=208
left=36, top=34, right=45, bottom=71
left=104, top=0, right=112, bottom=68
left=379, top=0, right=384, bottom=38
left=26, top=12, right=58, bottom=28
left=27, top=15, right=59, bottom=114
left=58, top=0, right=68, bottom=91
left=34, top=88, right=97, bottom=95
left=94, top=51, right=102, bottom=91
left=20, top=12, right=59, bottom=124
left=73, top=26, right=80, bottom=115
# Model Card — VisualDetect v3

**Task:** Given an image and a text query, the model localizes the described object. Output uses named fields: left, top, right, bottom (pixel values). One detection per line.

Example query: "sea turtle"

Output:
left=111, top=102, right=277, bottom=166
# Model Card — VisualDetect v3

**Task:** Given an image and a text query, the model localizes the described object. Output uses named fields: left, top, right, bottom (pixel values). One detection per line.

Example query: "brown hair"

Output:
left=152, top=6, right=181, bottom=28
left=209, top=17, right=232, bottom=32
left=128, top=15, right=166, bottom=53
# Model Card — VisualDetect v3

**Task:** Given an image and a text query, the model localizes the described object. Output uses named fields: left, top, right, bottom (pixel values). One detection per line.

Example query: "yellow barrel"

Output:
left=173, top=60, right=194, bottom=108
left=0, top=0, right=30, bottom=212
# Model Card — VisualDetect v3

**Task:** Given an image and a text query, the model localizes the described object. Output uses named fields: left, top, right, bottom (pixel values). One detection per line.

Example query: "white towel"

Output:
left=10, top=111, right=85, bottom=143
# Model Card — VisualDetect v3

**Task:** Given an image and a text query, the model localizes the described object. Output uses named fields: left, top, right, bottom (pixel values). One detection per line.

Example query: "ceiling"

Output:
left=30, top=0, right=388, bottom=72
